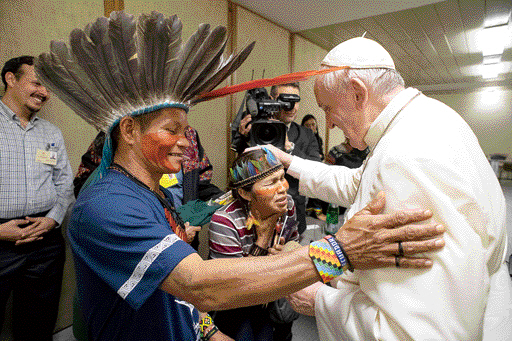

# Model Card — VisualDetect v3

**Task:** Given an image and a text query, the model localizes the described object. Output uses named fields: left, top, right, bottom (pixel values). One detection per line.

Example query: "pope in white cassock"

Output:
left=265, top=37, right=512, bottom=341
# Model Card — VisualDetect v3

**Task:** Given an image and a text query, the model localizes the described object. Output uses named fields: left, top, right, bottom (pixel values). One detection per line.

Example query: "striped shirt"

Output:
left=0, top=100, right=74, bottom=223
left=209, top=195, right=299, bottom=259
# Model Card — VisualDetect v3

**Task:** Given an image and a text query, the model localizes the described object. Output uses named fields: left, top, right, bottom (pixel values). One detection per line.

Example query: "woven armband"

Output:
left=324, top=235, right=352, bottom=272
left=249, top=244, right=269, bottom=256
left=309, top=240, right=344, bottom=283
left=199, top=314, right=213, bottom=338
left=202, top=325, right=219, bottom=341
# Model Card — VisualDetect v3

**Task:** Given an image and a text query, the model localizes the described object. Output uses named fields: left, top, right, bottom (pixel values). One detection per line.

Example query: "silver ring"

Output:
left=398, top=241, right=404, bottom=257
left=395, top=255, right=400, bottom=268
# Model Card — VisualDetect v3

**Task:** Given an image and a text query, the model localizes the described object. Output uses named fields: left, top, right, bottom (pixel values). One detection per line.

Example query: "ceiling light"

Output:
left=480, top=24, right=509, bottom=56
left=483, top=55, right=501, bottom=64
left=480, top=87, right=502, bottom=105
left=484, top=13, right=510, bottom=28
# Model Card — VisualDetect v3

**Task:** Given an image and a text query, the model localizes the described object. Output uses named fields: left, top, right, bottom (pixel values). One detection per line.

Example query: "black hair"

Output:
left=301, top=114, right=317, bottom=126
left=270, top=82, right=300, bottom=99
left=110, top=110, right=164, bottom=156
left=1, top=56, right=34, bottom=91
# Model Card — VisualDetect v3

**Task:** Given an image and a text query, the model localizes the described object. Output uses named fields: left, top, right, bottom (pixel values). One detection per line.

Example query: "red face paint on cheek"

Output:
left=253, top=179, right=289, bottom=197
left=141, top=131, right=184, bottom=173
left=254, top=187, right=276, bottom=197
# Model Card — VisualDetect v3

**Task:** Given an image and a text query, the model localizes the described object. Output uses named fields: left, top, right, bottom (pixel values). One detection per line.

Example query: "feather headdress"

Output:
left=35, top=10, right=255, bottom=131
left=230, top=147, right=282, bottom=189
left=35, top=10, right=255, bottom=189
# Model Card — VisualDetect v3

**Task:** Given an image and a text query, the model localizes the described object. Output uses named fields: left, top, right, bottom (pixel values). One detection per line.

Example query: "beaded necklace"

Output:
left=108, top=163, right=188, bottom=242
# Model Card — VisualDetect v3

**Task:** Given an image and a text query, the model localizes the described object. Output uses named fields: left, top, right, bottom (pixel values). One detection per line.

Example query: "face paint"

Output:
left=253, top=179, right=289, bottom=197
left=249, top=169, right=289, bottom=216
left=141, top=131, right=186, bottom=173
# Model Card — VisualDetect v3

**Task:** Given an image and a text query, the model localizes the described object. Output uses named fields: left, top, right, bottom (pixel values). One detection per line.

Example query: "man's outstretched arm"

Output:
left=161, top=192, right=444, bottom=312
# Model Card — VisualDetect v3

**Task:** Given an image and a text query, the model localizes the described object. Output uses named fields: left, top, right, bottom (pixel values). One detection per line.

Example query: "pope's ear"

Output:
left=350, top=78, right=368, bottom=110
left=237, top=188, right=252, bottom=202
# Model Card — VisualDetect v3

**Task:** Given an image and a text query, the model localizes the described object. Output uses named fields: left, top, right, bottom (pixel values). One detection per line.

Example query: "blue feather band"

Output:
left=129, top=102, right=189, bottom=117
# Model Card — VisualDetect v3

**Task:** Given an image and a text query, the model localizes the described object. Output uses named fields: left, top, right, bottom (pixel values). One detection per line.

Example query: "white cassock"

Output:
left=288, top=88, right=512, bottom=340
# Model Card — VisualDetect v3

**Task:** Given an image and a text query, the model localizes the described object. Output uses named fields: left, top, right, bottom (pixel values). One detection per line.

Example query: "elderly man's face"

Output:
left=136, top=107, right=190, bottom=174
left=314, top=77, right=367, bottom=150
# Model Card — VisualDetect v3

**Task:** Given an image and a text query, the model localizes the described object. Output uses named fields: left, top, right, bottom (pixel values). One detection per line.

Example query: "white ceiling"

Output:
left=232, top=0, right=445, bottom=31
left=232, top=0, right=512, bottom=93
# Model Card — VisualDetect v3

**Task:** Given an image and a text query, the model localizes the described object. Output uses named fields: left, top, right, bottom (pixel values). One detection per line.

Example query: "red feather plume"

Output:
left=195, top=65, right=349, bottom=103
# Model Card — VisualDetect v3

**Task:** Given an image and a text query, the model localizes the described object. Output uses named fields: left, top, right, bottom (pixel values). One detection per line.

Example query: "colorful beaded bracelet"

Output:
left=199, top=314, right=213, bottom=336
left=309, top=239, right=344, bottom=283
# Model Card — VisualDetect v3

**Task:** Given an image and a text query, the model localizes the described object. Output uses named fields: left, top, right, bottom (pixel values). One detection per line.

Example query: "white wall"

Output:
left=426, top=86, right=512, bottom=157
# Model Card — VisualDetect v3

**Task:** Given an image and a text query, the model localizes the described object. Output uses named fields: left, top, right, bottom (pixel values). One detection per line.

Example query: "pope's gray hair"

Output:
left=319, top=66, right=404, bottom=96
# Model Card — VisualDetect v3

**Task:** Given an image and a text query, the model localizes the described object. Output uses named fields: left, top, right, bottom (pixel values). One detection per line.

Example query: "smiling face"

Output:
left=6, top=64, right=49, bottom=115
left=240, top=168, right=289, bottom=218
left=137, top=107, right=190, bottom=174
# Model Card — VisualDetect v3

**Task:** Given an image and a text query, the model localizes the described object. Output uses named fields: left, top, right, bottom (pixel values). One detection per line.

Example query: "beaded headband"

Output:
left=230, top=148, right=283, bottom=189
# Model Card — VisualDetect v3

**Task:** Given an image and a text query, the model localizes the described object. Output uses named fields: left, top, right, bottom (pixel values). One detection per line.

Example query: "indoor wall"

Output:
left=427, top=87, right=512, bottom=157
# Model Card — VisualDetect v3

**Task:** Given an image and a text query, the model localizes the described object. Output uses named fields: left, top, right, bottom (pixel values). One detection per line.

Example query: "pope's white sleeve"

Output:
left=315, top=277, right=379, bottom=341
left=288, top=157, right=362, bottom=207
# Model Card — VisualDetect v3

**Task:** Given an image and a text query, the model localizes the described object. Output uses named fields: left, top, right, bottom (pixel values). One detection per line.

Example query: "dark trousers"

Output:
left=0, top=214, right=65, bottom=341
left=213, top=305, right=274, bottom=341
left=273, top=321, right=293, bottom=341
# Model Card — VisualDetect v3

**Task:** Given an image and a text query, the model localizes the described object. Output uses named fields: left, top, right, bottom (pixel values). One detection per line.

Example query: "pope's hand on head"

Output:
left=335, top=191, right=445, bottom=270
left=244, top=144, right=293, bottom=168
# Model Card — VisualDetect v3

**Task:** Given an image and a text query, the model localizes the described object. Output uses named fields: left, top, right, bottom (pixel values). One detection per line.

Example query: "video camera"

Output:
left=232, top=87, right=300, bottom=150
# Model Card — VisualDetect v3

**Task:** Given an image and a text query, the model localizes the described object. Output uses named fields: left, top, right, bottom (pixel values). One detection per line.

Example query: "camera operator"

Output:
left=232, top=82, right=321, bottom=238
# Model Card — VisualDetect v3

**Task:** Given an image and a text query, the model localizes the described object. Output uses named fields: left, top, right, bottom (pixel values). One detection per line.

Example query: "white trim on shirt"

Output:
left=117, top=234, right=180, bottom=299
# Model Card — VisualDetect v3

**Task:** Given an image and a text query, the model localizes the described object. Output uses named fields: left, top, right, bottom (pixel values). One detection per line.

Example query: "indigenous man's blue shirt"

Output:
left=68, top=170, right=199, bottom=340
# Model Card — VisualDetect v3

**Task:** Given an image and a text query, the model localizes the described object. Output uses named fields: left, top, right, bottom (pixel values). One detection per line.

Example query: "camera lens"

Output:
left=250, top=121, right=286, bottom=150
left=255, top=124, right=278, bottom=144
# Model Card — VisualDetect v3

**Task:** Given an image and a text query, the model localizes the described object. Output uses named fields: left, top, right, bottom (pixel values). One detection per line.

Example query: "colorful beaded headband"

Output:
left=230, top=148, right=283, bottom=189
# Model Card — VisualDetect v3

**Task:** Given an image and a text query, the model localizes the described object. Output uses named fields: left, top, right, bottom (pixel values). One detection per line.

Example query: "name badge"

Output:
left=36, top=149, right=57, bottom=166
left=159, top=173, right=178, bottom=188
